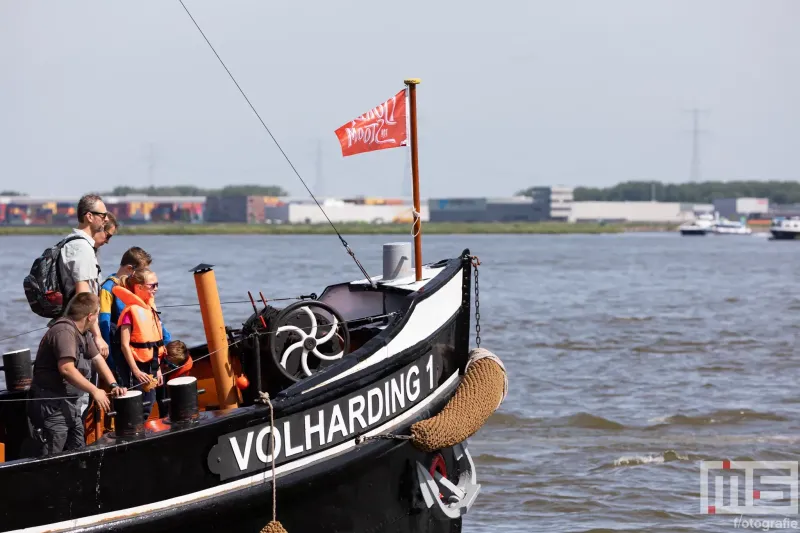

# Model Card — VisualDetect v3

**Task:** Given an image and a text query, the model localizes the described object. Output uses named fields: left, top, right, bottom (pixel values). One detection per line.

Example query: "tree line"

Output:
left=518, top=181, right=800, bottom=205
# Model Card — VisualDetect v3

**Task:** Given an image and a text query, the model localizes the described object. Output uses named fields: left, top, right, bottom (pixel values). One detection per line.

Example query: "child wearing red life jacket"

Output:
left=153, top=340, right=192, bottom=417
left=162, top=340, right=192, bottom=382
left=113, top=268, right=166, bottom=418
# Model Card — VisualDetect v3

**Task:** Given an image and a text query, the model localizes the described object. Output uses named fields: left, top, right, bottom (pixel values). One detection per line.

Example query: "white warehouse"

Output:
left=568, top=201, right=712, bottom=223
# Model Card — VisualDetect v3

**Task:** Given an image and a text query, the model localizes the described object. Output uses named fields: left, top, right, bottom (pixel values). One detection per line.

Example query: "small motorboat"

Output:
left=769, top=216, right=800, bottom=240
left=679, top=212, right=715, bottom=236
left=711, top=217, right=753, bottom=235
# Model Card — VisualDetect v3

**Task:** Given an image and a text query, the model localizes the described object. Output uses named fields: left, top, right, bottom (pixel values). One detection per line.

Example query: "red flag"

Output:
left=334, top=89, right=407, bottom=157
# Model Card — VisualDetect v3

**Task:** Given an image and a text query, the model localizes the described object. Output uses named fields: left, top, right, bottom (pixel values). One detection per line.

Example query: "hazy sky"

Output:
left=1, top=0, right=797, bottom=198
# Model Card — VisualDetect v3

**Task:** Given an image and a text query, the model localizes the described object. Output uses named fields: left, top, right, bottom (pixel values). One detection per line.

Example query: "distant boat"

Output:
left=679, top=212, right=715, bottom=236
left=711, top=218, right=752, bottom=236
left=770, top=216, right=800, bottom=240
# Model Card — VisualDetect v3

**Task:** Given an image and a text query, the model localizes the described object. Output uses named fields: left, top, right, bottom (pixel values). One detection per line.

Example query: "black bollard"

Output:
left=108, top=390, right=148, bottom=438
left=1, top=349, right=32, bottom=391
left=166, top=376, right=201, bottom=424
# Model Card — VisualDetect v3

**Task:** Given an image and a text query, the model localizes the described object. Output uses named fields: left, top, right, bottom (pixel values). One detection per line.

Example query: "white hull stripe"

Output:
left=302, top=273, right=464, bottom=394
left=13, top=370, right=461, bottom=533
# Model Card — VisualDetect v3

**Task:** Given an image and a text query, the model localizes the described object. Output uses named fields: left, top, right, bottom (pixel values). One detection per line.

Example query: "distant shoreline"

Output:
left=0, top=222, right=680, bottom=236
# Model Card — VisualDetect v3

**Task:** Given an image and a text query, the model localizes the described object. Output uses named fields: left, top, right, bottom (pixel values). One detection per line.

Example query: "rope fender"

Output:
left=260, top=522, right=288, bottom=533
left=409, top=348, right=508, bottom=453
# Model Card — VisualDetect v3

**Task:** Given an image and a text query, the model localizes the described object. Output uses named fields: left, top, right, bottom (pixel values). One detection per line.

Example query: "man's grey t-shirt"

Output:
left=58, top=229, right=100, bottom=298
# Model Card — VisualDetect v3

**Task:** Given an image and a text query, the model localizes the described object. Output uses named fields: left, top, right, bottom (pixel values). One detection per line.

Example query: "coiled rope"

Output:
left=356, top=348, right=508, bottom=452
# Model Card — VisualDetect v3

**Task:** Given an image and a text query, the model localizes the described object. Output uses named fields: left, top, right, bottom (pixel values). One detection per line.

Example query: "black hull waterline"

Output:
left=770, top=230, right=800, bottom=240
left=680, top=229, right=708, bottom=236
left=6, top=376, right=467, bottom=533
left=0, top=252, right=479, bottom=533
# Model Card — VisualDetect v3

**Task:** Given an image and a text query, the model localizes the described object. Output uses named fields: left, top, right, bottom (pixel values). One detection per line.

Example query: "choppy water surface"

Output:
left=1, top=232, right=798, bottom=532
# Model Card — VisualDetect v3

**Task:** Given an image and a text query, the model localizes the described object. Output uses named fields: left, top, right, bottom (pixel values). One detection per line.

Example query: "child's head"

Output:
left=165, top=340, right=189, bottom=367
left=119, top=247, right=152, bottom=275
left=120, top=268, right=158, bottom=302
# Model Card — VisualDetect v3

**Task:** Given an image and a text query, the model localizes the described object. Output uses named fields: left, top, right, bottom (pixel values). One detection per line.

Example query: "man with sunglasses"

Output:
left=93, top=212, right=117, bottom=250
left=57, top=194, right=110, bottom=360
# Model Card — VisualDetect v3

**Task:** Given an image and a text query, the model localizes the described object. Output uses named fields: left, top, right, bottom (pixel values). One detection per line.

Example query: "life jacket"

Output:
left=112, top=285, right=165, bottom=364
left=163, top=355, right=193, bottom=383
left=102, top=276, right=122, bottom=345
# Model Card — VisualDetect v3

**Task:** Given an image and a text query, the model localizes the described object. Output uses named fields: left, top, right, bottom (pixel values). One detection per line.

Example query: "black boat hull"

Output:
left=1, top=253, right=478, bottom=533
left=770, top=229, right=800, bottom=240
left=680, top=228, right=708, bottom=236
left=62, top=387, right=466, bottom=533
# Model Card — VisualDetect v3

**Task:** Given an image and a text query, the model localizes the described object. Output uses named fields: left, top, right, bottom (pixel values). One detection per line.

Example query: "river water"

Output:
left=1, top=232, right=799, bottom=532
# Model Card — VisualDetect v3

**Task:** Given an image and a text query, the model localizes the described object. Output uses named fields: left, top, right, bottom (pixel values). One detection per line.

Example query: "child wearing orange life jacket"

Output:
left=112, top=268, right=166, bottom=418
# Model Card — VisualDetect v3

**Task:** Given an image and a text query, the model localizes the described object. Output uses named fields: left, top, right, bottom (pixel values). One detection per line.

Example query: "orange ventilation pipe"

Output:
left=191, top=264, right=238, bottom=410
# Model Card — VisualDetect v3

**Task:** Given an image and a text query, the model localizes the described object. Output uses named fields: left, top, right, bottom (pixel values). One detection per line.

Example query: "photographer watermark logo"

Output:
left=701, top=460, right=799, bottom=516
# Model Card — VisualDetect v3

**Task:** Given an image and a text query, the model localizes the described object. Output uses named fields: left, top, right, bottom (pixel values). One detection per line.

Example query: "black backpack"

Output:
left=23, top=235, right=85, bottom=318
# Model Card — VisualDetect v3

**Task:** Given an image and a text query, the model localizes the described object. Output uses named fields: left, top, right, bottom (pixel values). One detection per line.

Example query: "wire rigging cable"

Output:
left=177, top=0, right=376, bottom=288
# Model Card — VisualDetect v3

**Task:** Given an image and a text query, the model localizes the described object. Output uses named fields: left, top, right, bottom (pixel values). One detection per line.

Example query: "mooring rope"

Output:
left=411, top=209, right=421, bottom=238
left=256, top=390, right=285, bottom=533
left=0, top=312, right=398, bottom=401
left=0, top=295, right=315, bottom=344
left=126, top=334, right=253, bottom=392
left=0, top=334, right=251, bottom=401
left=159, top=296, right=307, bottom=309
left=0, top=394, right=78, bottom=403
left=0, top=326, right=48, bottom=344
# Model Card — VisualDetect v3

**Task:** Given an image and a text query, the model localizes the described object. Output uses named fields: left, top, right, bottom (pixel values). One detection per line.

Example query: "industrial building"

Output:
left=2, top=190, right=778, bottom=227
left=522, top=186, right=574, bottom=221
left=265, top=198, right=428, bottom=224
left=567, top=201, right=714, bottom=223
left=771, top=203, right=800, bottom=217
left=428, top=186, right=575, bottom=222
left=0, top=194, right=424, bottom=226
left=428, top=197, right=535, bottom=222
left=204, top=196, right=287, bottom=224
left=0, top=195, right=204, bottom=225
left=712, top=198, right=769, bottom=219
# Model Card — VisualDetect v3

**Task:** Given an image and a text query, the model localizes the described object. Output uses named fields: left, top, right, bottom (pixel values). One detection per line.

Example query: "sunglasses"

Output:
left=90, top=210, right=109, bottom=219
left=144, top=282, right=159, bottom=290
left=104, top=231, right=114, bottom=242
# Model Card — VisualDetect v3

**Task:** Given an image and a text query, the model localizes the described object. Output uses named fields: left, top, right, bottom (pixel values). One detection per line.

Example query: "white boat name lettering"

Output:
left=208, top=354, right=439, bottom=480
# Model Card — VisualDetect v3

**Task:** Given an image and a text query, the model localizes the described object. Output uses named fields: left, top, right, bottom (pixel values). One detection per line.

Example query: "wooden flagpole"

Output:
left=405, top=78, right=422, bottom=281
